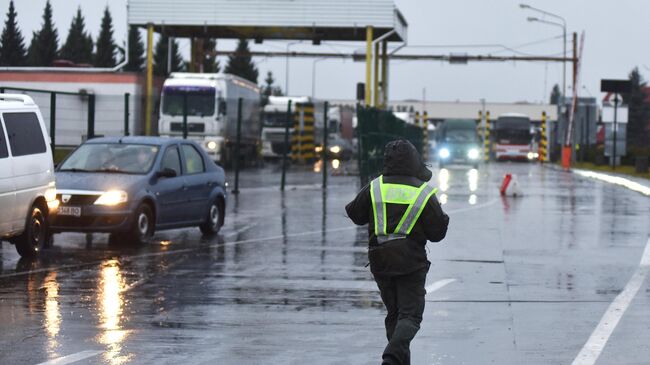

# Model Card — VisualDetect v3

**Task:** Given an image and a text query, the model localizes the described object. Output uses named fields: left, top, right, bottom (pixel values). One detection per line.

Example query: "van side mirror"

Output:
left=157, top=168, right=177, bottom=178
left=218, top=99, right=226, bottom=115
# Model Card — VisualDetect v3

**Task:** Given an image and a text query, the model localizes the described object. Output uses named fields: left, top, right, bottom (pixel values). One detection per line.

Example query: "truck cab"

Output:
left=436, top=119, right=481, bottom=168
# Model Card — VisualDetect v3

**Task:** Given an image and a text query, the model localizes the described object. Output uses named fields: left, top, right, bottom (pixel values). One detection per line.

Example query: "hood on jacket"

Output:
left=382, top=139, right=432, bottom=182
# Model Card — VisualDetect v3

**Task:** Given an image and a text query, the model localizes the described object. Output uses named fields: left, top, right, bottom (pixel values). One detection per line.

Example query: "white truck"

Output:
left=261, top=96, right=325, bottom=159
left=159, top=73, right=261, bottom=165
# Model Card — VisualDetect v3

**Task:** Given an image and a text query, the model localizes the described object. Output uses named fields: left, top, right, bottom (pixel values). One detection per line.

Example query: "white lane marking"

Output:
left=1, top=198, right=495, bottom=280
left=426, top=278, right=457, bottom=294
left=35, top=350, right=102, bottom=365
left=571, top=236, right=650, bottom=365
left=573, top=169, right=650, bottom=196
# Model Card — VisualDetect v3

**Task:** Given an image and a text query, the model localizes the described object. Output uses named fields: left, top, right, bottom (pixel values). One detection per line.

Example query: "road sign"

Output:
left=602, top=105, right=628, bottom=124
left=601, top=79, right=632, bottom=93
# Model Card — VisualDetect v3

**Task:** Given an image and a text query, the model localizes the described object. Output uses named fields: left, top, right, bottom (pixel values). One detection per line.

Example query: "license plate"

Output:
left=57, top=206, right=81, bottom=217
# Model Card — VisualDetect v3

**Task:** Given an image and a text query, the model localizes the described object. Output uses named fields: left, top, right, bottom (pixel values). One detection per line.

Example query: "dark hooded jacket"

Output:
left=345, top=140, right=449, bottom=276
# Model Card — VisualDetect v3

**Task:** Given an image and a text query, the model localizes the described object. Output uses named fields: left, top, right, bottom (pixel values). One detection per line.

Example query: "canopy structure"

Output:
left=127, top=0, right=408, bottom=134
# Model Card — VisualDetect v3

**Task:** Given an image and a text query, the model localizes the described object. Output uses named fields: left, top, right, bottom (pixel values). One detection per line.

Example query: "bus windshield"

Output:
left=495, top=117, right=531, bottom=144
left=162, top=86, right=216, bottom=117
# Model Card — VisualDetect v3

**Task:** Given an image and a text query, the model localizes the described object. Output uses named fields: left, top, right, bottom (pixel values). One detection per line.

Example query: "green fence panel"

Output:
left=357, top=106, right=424, bottom=185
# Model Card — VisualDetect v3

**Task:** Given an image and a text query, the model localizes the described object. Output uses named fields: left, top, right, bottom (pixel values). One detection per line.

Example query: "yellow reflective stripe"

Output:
left=381, top=183, right=420, bottom=204
left=405, top=187, right=438, bottom=234
left=393, top=182, right=427, bottom=233
left=370, top=178, right=380, bottom=235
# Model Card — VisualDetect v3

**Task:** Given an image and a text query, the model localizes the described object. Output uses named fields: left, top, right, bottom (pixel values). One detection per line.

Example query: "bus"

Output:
left=494, top=113, right=536, bottom=161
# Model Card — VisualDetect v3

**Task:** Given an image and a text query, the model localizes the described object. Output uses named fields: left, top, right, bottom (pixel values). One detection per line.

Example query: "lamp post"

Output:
left=520, top=4, right=567, bottom=102
left=311, top=58, right=327, bottom=99
left=285, top=41, right=302, bottom=95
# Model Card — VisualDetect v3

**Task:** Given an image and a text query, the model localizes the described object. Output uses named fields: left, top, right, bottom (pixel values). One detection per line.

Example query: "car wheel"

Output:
left=200, top=197, right=224, bottom=235
left=14, top=204, right=48, bottom=257
left=127, top=204, right=154, bottom=245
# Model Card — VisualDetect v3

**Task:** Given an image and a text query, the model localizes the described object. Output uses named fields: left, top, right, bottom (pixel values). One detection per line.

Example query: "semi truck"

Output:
left=158, top=73, right=261, bottom=165
left=261, top=96, right=324, bottom=159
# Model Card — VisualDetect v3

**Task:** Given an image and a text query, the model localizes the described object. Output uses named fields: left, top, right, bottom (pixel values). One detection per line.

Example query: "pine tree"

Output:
left=59, top=7, right=93, bottom=64
left=0, top=1, right=27, bottom=66
left=202, top=38, right=220, bottom=73
left=549, top=84, right=561, bottom=105
left=225, top=39, right=258, bottom=83
left=94, top=7, right=116, bottom=67
left=27, top=0, right=58, bottom=66
left=261, top=71, right=283, bottom=105
left=153, top=34, right=183, bottom=76
left=623, top=67, right=650, bottom=149
left=124, top=26, right=144, bottom=72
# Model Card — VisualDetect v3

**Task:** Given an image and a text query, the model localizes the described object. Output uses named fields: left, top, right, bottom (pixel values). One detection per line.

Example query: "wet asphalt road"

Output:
left=1, top=162, right=649, bottom=365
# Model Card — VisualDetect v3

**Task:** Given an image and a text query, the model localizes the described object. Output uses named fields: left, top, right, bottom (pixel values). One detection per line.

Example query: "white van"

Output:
left=0, top=94, right=57, bottom=257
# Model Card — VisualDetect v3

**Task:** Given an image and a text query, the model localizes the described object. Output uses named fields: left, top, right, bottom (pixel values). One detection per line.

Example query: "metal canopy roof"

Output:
left=127, top=0, right=407, bottom=42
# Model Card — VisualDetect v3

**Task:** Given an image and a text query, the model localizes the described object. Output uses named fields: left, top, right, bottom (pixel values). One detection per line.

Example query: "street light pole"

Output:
left=285, top=41, right=301, bottom=95
left=521, top=4, right=567, bottom=101
left=312, top=58, right=327, bottom=99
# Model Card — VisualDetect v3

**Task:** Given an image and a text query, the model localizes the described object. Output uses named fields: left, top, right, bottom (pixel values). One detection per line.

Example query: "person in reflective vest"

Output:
left=346, top=139, right=449, bottom=365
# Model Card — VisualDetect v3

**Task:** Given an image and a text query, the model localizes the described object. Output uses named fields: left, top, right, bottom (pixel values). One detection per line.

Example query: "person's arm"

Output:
left=345, top=184, right=371, bottom=226
left=420, top=194, right=449, bottom=242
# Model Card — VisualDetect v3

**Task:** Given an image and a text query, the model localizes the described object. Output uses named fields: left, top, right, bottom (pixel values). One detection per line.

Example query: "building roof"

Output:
left=127, top=0, right=407, bottom=42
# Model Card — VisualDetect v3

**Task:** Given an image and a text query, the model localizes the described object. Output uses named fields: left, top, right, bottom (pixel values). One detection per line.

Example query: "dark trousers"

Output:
left=374, top=268, right=428, bottom=365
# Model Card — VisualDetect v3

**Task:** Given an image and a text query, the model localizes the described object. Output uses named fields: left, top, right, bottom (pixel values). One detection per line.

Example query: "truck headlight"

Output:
left=94, top=190, right=128, bottom=206
left=206, top=141, right=218, bottom=151
left=467, top=148, right=480, bottom=160
left=439, top=148, right=450, bottom=159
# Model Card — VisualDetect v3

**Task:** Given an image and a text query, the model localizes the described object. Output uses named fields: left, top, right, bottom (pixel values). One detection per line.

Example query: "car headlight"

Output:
left=94, top=190, right=128, bottom=206
left=329, top=145, right=341, bottom=154
left=45, top=187, right=59, bottom=209
left=467, top=148, right=480, bottom=160
left=206, top=141, right=218, bottom=151
left=439, top=148, right=450, bottom=159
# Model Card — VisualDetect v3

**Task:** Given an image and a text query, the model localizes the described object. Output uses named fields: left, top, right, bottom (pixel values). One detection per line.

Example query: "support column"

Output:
left=145, top=23, right=154, bottom=136
left=381, top=40, right=388, bottom=108
left=365, top=26, right=373, bottom=106
left=373, top=41, right=379, bottom=107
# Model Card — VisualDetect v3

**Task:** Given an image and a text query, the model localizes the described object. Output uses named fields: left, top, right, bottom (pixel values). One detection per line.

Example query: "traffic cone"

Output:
left=499, top=173, right=522, bottom=197
left=499, top=174, right=512, bottom=196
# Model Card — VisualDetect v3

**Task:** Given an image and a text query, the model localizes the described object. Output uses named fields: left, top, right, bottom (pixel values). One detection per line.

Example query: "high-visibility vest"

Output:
left=370, top=175, right=438, bottom=244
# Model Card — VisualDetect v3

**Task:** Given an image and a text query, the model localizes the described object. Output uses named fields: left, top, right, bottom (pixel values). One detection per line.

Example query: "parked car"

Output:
left=0, top=94, right=58, bottom=257
left=51, top=137, right=227, bottom=244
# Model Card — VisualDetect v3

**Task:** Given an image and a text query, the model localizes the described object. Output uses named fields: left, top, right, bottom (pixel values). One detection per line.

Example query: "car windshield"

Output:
left=445, top=130, right=477, bottom=143
left=162, top=86, right=216, bottom=117
left=59, top=143, right=159, bottom=174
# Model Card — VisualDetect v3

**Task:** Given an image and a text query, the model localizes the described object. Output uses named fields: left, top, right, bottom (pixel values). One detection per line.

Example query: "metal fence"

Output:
left=0, top=86, right=135, bottom=162
left=357, top=106, right=425, bottom=185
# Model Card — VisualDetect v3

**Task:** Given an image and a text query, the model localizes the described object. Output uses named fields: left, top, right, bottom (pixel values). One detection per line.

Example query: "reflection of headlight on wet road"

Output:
left=469, top=194, right=477, bottom=205
left=438, top=168, right=449, bottom=192
left=467, top=148, right=480, bottom=160
left=439, top=148, right=450, bottom=159
left=332, top=159, right=340, bottom=169
left=468, top=168, right=478, bottom=192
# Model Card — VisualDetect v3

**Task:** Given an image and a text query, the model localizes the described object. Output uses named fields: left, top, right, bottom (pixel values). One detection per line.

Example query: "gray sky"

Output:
left=2, top=0, right=649, bottom=104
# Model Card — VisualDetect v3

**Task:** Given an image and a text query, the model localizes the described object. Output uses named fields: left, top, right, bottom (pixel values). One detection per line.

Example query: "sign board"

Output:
left=601, top=106, right=628, bottom=124
left=601, top=79, right=632, bottom=93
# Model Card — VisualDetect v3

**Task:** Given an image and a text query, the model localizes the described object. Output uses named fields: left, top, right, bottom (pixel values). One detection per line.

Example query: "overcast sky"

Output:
left=2, top=0, right=649, bottom=104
